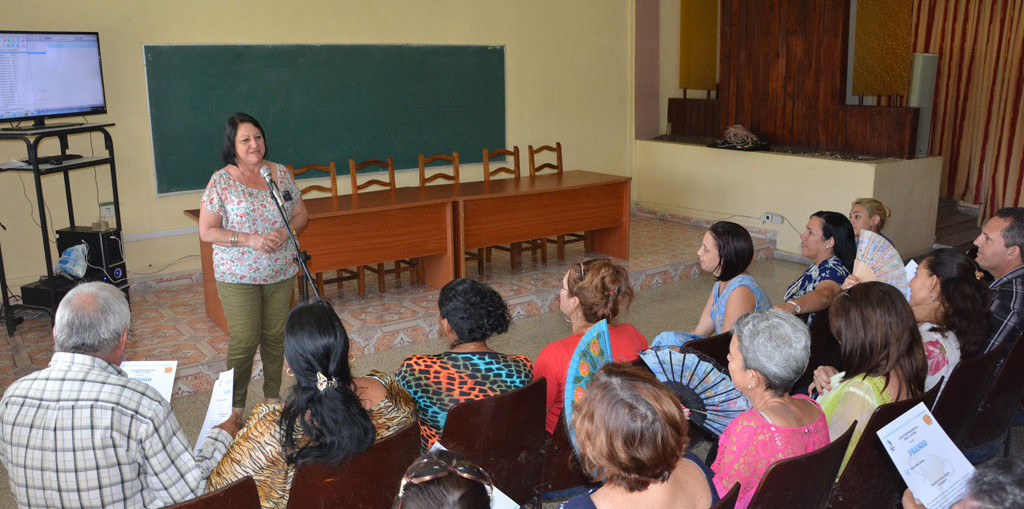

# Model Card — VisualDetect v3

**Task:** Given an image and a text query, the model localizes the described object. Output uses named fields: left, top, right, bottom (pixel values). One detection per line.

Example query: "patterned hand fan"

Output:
left=564, top=319, right=611, bottom=451
left=853, top=230, right=909, bottom=299
left=639, top=346, right=750, bottom=436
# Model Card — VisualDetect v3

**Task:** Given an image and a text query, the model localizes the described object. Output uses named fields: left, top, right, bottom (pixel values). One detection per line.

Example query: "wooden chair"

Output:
left=539, top=416, right=592, bottom=494
left=528, top=142, right=589, bottom=259
left=287, top=422, right=421, bottom=509
left=479, top=146, right=546, bottom=272
left=349, top=156, right=418, bottom=294
left=439, top=378, right=547, bottom=506
left=795, top=308, right=842, bottom=391
left=824, top=384, right=941, bottom=509
left=930, top=346, right=1002, bottom=447
left=962, top=331, right=1024, bottom=462
left=686, top=331, right=732, bottom=366
left=289, top=162, right=360, bottom=297
left=746, top=421, right=856, bottom=509
left=711, top=482, right=741, bottom=509
left=418, top=151, right=459, bottom=188
left=168, top=476, right=260, bottom=508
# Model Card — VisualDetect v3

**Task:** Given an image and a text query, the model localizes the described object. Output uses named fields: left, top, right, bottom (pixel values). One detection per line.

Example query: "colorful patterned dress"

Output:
left=784, top=256, right=850, bottom=323
left=651, top=275, right=772, bottom=349
left=396, top=351, right=533, bottom=449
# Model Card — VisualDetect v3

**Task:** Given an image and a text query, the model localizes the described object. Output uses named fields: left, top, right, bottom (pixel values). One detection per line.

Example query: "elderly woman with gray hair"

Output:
left=711, top=310, right=831, bottom=509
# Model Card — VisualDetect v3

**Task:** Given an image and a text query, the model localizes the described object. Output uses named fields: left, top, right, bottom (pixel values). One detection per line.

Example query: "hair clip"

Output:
left=315, top=371, right=337, bottom=392
left=976, top=270, right=984, bottom=280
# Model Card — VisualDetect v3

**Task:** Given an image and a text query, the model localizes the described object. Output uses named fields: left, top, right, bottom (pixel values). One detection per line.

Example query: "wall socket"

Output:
left=100, top=202, right=115, bottom=218
left=761, top=212, right=784, bottom=224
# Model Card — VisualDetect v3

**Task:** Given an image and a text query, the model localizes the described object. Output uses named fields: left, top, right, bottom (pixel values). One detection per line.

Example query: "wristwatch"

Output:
left=786, top=300, right=801, bottom=314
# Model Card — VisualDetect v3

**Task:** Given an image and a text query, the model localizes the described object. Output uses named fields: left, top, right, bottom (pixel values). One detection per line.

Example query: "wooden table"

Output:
left=186, top=170, right=630, bottom=333
left=454, top=170, right=631, bottom=277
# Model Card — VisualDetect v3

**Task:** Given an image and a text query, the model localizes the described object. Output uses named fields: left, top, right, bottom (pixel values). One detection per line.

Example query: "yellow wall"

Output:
left=0, top=0, right=633, bottom=288
left=633, top=140, right=942, bottom=257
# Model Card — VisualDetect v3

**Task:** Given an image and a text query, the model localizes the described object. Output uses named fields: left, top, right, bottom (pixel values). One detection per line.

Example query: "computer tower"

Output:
left=47, top=226, right=130, bottom=306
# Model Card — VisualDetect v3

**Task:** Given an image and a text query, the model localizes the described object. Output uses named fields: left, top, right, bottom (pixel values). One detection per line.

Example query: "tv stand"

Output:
left=0, top=123, right=123, bottom=335
left=1, top=121, right=84, bottom=132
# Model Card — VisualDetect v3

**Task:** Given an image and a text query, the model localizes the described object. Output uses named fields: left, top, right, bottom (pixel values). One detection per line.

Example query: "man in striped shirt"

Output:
left=973, top=207, right=1024, bottom=360
left=0, top=282, right=240, bottom=508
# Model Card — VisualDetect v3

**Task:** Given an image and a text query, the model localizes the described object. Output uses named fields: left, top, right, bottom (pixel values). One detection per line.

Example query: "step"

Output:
left=939, top=227, right=982, bottom=249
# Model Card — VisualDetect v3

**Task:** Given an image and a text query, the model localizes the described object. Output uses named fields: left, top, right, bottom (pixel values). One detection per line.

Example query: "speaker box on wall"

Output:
left=908, top=53, right=939, bottom=158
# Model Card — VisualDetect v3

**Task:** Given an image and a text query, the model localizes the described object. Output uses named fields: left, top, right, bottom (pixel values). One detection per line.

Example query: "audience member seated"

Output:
left=561, top=363, right=718, bottom=509
left=848, top=197, right=891, bottom=240
left=711, top=310, right=830, bottom=509
left=397, top=278, right=532, bottom=449
left=772, top=211, right=855, bottom=323
left=651, top=221, right=772, bottom=349
left=0, top=282, right=240, bottom=508
left=208, top=299, right=416, bottom=508
left=908, top=248, right=992, bottom=393
left=972, top=207, right=1024, bottom=360
left=534, top=259, right=649, bottom=433
left=902, top=457, right=1024, bottom=509
left=810, top=282, right=927, bottom=472
left=392, top=449, right=492, bottom=509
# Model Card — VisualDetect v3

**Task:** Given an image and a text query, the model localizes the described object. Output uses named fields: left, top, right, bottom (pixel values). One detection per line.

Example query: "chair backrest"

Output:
left=418, top=151, right=460, bottom=188
left=348, top=156, right=396, bottom=196
left=289, top=161, right=338, bottom=197
left=482, top=147, right=520, bottom=182
left=686, top=331, right=732, bottom=367
left=795, top=308, right=842, bottom=391
left=528, top=142, right=563, bottom=177
left=965, top=330, right=1024, bottom=448
left=746, top=421, right=856, bottom=509
left=931, top=346, right=1002, bottom=446
left=168, top=476, right=260, bottom=509
left=286, top=422, right=421, bottom=509
left=539, top=415, right=592, bottom=494
left=825, top=384, right=940, bottom=509
left=439, top=378, right=547, bottom=506
left=711, top=482, right=741, bottom=509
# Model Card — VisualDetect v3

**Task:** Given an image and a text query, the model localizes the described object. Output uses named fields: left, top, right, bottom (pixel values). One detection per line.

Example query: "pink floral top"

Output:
left=712, top=395, right=830, bottom=509
left=201, top=162, right=301, bottom=284
left=919, top=322, right=960, bottom=394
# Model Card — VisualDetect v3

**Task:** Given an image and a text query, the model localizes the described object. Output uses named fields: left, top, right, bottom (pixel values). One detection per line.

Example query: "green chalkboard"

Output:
left=144, top=44, right=505, bottom=194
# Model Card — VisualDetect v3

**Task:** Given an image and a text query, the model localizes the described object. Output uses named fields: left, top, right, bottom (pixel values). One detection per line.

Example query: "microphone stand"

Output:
left=262, top=174, right=320, bottom=302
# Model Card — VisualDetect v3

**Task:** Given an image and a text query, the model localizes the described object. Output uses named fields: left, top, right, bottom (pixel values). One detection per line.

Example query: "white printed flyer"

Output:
left=120, top=360, right=177, bottom=402
left=877, top=402, right=974, bottom=509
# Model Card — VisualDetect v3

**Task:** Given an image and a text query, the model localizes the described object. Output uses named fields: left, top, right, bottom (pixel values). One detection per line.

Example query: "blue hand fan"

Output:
left=564, top=319, right=611, bottom=451
left=639, top=346, right=750, bottom=436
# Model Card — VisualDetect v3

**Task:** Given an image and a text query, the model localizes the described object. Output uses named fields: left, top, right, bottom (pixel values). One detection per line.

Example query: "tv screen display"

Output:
left=0, top=31, right=107, bottom=128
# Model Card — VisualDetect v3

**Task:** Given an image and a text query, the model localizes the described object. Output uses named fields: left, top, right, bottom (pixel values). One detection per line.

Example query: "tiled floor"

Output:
left=0, top=211, right=775, bottom=397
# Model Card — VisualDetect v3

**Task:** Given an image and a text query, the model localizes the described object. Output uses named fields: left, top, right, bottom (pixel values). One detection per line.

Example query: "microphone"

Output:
left=259, top=165, right=285, bottom=209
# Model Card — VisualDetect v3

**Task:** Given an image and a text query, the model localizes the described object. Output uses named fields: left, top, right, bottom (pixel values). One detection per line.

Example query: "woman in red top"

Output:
left=534, top=259, right=649, bottom=433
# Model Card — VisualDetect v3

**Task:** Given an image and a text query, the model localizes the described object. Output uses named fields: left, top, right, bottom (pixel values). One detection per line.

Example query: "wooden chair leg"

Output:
left=510, top=242, right=521, bottom=270
left=357, top=266, right=367, bottom=297
left=393, top=261, right=403, bottom=283
left=377, top=263, right=387, bottom=293
left=416, top=258, right=425, bottom=284
left=540, top=239, right=548, bottom=263
left=583, top=232, right=594, bottom=252
left=477, top=248, right=485, bottom=274
left=335, top=270, right=343, bottom=291
left=556, top=235, right=566, bottom=260
left=485, top=247, right=492, bottom=262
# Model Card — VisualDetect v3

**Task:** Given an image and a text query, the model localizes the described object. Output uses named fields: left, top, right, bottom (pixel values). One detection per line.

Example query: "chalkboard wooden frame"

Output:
left=144, top=44, right=505, bottom=194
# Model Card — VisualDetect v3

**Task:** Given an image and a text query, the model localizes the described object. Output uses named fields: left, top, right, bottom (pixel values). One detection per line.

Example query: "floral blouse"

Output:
left=784, top=256, right=849, bottom=323
left=920, top=322, right=960, bottom=395
left=201, top=162, right=301, bottom=284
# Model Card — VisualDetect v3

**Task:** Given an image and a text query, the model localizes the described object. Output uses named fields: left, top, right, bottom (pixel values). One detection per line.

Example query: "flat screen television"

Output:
left=0, top=31, right=107, bottom=130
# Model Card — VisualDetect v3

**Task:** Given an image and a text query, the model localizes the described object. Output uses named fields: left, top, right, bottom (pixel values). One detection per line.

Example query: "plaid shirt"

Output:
left=985, top=264, right=1024, bottom=357
left=0, top=352, right=232, bottom=508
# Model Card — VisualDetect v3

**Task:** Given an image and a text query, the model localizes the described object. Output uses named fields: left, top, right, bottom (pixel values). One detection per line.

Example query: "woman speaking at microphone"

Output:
left=199, top=112, right=309, bottom=418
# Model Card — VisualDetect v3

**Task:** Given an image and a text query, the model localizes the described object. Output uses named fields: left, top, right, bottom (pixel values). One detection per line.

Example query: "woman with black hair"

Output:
left=651, top=221, right=772, bottom=348
left=773, top=211, right=856, bottom=323
left=908, top=248, right=992, bottom=392
left=397, top=278, right=532, bottom=449
left=207, top=299, right=416, bottom=508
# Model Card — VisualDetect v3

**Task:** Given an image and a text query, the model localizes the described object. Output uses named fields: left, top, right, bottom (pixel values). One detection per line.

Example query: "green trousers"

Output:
left=216, top=278, right=293, bottom=408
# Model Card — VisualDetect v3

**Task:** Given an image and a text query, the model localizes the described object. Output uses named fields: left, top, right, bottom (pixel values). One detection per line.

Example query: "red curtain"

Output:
left=912, top=0, right=1024, bottom=220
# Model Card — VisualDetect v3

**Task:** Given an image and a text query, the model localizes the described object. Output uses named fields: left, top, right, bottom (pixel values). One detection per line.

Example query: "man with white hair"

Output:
left=0, top=282, right=240, bottom=508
